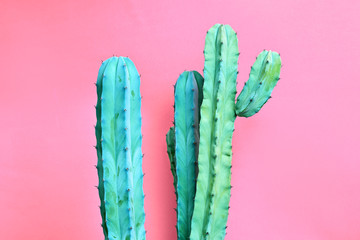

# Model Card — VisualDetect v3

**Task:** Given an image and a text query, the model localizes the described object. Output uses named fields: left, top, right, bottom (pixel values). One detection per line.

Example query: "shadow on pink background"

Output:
left=1, top=0, right=360, bottom=239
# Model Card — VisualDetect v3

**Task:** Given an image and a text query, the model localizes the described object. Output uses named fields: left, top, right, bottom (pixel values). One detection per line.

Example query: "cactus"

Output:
left=190, top=24, right=281, bottom=240
left=95, top=56, right=146, bottom=240
left=190, top=24, right=239, bottom=240
left=167, top=71, right=204, bottom=240
left=163, top=24, right=282, bottom=240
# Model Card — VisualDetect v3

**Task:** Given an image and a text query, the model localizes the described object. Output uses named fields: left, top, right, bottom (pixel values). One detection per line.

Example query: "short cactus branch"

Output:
left=236, top=50, right=282, bottom=117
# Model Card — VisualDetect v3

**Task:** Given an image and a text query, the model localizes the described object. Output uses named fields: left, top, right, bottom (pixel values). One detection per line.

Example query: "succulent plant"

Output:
left=95, top=56, right=145, bottom=240
left=167, top=24, right=282, bottom=240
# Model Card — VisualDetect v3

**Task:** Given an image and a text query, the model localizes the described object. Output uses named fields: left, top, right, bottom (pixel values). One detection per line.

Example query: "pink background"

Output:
left=1, top=0, right=360, bottom=239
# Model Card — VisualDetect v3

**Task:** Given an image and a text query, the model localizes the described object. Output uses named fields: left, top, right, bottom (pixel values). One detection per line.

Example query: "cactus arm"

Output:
left=235, top=50, right=282, bottom=117
left=174, top=71, right=204, bottom=240
left=166, top=126, right=177, bottom=198
left=190, top=24, right=239, bottom=240
left=124, top=57, right=146, bottom=239
left=95, top=59, right=111, bottom=240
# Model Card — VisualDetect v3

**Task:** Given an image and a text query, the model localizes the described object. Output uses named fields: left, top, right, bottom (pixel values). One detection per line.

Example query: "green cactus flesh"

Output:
left=95, top=56, right=145, bottom=240
left=166, top=126, right=177, bottom=199
left=235, top=50, right=282, bottom=117
left=173, top=71, right=204, bottom=240
left=190, top=24, right=239, bottom=240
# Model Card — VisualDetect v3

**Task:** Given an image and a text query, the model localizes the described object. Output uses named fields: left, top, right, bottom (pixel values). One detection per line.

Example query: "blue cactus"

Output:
left=95, top=56, right=145, bottom=240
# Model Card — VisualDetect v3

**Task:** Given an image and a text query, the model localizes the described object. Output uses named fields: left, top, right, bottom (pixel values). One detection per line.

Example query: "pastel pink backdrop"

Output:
left=1, top=0, right=360, bottom=239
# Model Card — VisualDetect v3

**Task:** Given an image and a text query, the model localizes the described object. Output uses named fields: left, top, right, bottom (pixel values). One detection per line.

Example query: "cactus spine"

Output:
left=167, top=71, right=204, bottom=240
left=95, top=56, right=145, bottom=240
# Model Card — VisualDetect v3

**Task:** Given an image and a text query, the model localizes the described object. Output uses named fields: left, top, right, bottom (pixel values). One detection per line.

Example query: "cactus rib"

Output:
left=95, top=59, right=110, bottom=240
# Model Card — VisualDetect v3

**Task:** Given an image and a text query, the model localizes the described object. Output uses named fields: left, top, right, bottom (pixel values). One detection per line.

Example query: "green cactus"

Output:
left=167, top=71, right=204, bottom=240
left=190, top=24, right=239, bottom=240
left=236, top=50, right=282, bottom=117
left=187, top=24, right=282, bottom=240
left=95, top=56, right=145, bottom=240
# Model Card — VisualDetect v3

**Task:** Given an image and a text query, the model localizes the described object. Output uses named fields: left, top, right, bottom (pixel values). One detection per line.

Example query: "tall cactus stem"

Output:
left=96, top=56, right=145, bottom=240
left=190, top=24, right=239, bottom=240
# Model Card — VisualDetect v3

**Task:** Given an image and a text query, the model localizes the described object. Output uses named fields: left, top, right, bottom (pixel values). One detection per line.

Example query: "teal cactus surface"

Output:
left=190, top=24, right=239, bottom=240
left=167, top=71, right=204, bottom=240
left=176, top=71, right=204, bottom=239
left=236, top=50, right=282, bottom=117
left=95, top=56, right=145, bottom=240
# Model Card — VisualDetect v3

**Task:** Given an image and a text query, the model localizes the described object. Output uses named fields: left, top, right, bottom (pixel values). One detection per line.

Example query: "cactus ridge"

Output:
left=235, top=50, right=282, bottom=117
left=190, top=24, right=239, bottom=240
left=96, top=58, right=111, bottom=240
left=96, top=56, right=145, bottom=240
left=126, top=57, right=146, bottom=240
left=174, top=71, right=204, bottom=240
